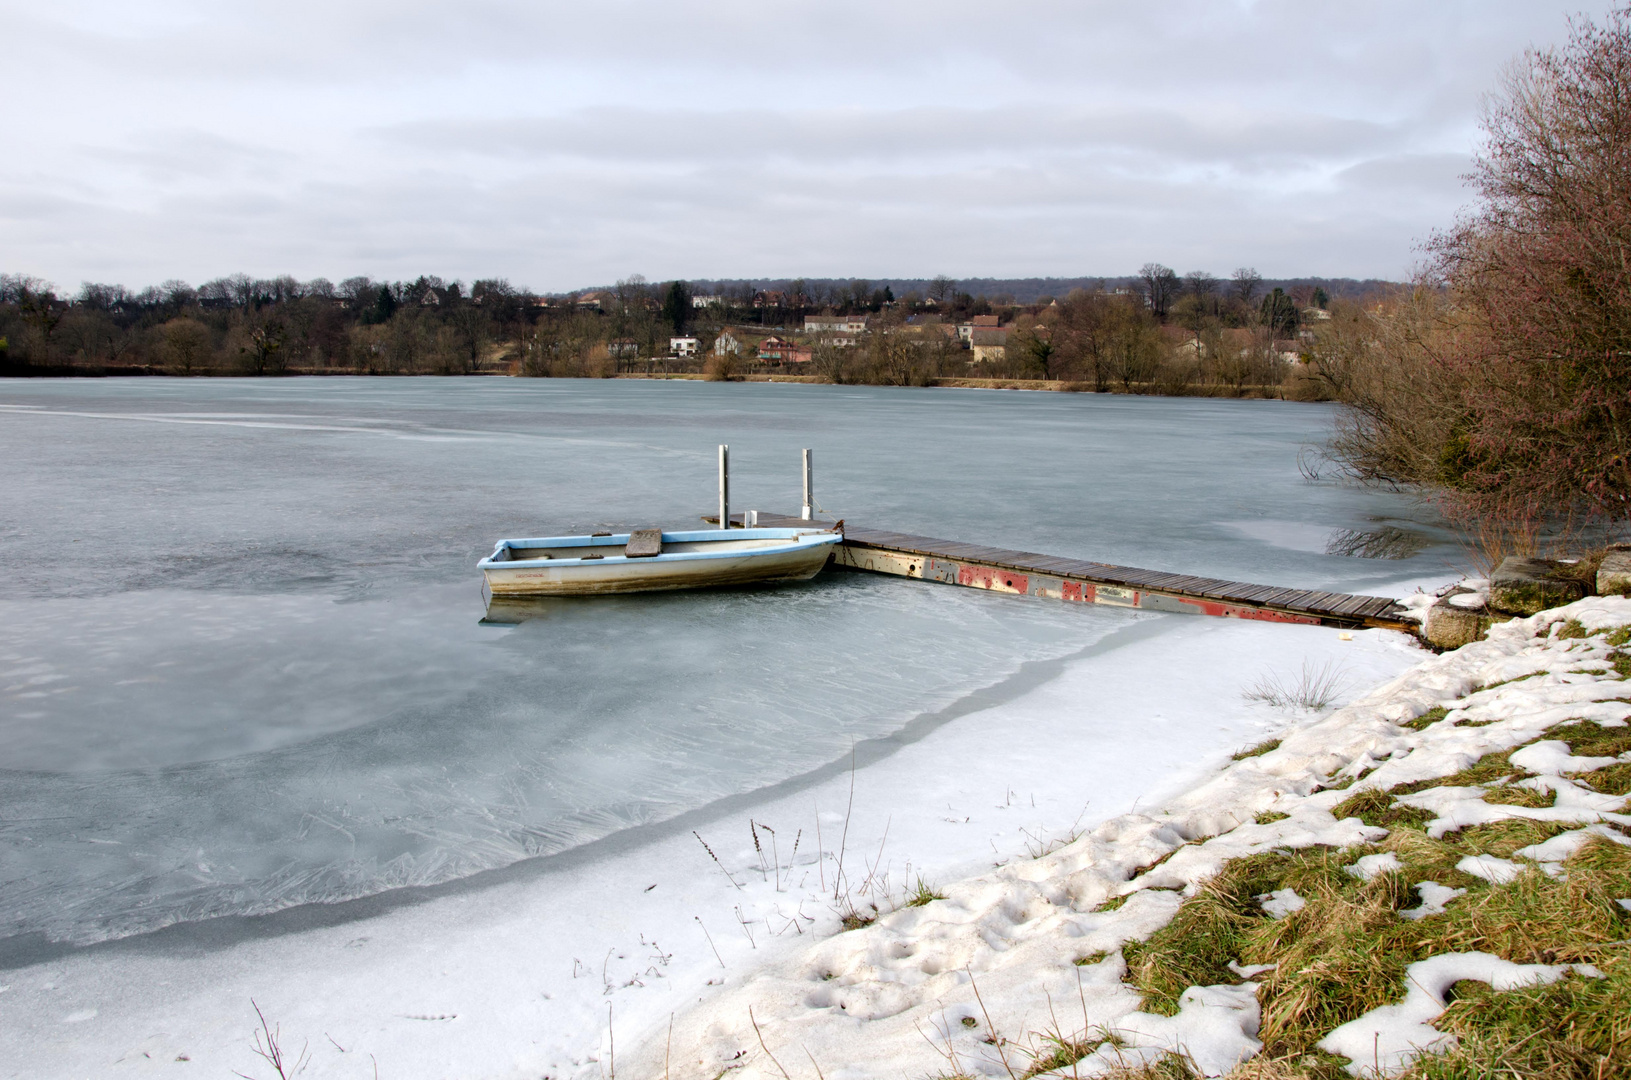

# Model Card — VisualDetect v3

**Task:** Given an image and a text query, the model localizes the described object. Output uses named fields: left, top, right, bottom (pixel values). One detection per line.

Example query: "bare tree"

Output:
left=158, top=317, right=212, bottom=375
left=1325, top=5, right=1631, bottom=531
left=1231, top=267, right=1262, bottom=306
left=1139, top=263, right=1181, bottom=319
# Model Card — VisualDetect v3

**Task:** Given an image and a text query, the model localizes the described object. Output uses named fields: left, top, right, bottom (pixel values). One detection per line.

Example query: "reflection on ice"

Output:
left=480, top=593, right=572, bottom=624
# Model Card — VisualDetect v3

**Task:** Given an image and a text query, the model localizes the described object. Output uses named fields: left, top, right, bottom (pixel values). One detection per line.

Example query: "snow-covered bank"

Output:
left=0, top=613, right=1422, bottom=1079
left=637, top=597, right=1631, bottom=1080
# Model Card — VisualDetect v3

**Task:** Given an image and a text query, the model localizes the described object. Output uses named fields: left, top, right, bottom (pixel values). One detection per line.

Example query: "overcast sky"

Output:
left=1, top=1, right=1614, bottom=292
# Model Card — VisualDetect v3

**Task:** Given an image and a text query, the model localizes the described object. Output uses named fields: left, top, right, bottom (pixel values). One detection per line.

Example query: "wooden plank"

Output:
left=624, top=528, right=663, bottom=558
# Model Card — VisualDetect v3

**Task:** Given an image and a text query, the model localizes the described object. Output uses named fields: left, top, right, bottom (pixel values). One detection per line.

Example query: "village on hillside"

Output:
left=0, top=269, right=1349, bottom=397
left=540, top=273, right=1335, bottom=396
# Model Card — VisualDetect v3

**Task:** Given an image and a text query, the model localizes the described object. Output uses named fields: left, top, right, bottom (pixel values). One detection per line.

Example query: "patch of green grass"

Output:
left=1555, top=618, right=1591, bottom=640
left=1610, top=651, right=1631, bottom=680
left=1075, top=950, right=1110, bottom=966
left=1018, top=1031, right=1097, bottom=1078
left=1548, top=719, right=1631, bottom=758
left=839, top=908, right=876, bottom=931
left=1041, top=1053, right=1199, bottom=1080
left=1447, top=819, right=1572, bottom=860
left=1577, top=762, right=1631, bottom=796
left=1023, top=726, right=1631, bottom=1077
left=905, top=876, right=946, bottom=908
left=1117, top=825, right=1631, bottom=1067
left=1605, top=625, right=1631, bottom=648
left=1329, top=787, right=1435, bottom=830
left=1124, top=845, right=1421, bottom=1031
left=1255, top=810, right=1291, bottom=825
left=1408, top=960, right=1631, bottom=1078
left=1402, top=706, right=1451, bottom=732
left=1480, top=783, right=1556, bottom=808
left=1232, top=738, right=1283, bottom=761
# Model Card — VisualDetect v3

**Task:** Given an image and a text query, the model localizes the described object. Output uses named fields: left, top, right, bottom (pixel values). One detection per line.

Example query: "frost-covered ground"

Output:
left=0, top=612, right=1428, bottom=1079
left=633, top=597, right=1631, bottom=1080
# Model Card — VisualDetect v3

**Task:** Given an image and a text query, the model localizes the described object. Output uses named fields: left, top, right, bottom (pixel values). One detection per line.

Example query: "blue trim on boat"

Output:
left=476, top=527, right=840, bottom=570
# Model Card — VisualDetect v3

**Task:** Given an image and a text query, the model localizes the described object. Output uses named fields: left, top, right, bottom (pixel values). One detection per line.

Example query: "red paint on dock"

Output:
left=1061, top=580, right=1096, bottom=603
left=959, top=566, right=1030, bottom=594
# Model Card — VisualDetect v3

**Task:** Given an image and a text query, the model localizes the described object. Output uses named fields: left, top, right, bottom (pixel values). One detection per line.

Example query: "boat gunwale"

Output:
left=477, top=527, right=840, bottom=571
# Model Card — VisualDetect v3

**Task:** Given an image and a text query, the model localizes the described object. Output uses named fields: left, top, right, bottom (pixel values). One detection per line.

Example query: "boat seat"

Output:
left=624, top=528, right=663, bottom=558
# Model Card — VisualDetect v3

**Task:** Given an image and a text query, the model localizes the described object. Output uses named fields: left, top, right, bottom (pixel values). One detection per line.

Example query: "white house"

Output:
left=957, top=314, right=1000, bottom=344
left=691, top=295, right=724, bottom=309
left=804, top=314, right=870, bottom=334
left=969, top=326, right=1008, bottom=363
left=714, top=330, right=743, bottom=356
left=670, top=336, right=700, bottom=357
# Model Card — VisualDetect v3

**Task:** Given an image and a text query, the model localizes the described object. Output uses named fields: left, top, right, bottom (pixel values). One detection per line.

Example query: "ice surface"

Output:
left=0, top=379, right=1455, bottom=947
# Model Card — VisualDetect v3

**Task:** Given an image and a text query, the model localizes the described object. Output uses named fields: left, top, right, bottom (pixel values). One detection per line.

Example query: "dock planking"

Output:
left=723, top=512, right=1413, bottom=630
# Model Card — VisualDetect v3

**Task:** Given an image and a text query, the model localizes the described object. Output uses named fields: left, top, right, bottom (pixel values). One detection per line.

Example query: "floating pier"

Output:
left=712, top=512, right=1410, bottom=631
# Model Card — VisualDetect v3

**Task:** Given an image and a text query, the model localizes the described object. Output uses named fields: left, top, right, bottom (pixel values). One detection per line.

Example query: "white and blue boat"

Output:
left=478, top=526, right=841, bottom=596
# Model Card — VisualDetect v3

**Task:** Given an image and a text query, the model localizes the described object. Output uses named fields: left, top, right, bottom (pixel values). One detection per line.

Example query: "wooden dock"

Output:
left=720, top=512, right=1412, bottom=631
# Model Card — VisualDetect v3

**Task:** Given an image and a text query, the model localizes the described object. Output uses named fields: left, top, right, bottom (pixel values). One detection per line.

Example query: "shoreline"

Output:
left=0, top=370, right=1300, bottom=399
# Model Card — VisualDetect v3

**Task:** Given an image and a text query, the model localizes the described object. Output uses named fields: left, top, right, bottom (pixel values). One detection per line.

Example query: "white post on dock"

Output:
left=718, top=444, right=730, bottom=529
left=801, top=448, right=813, bottom=520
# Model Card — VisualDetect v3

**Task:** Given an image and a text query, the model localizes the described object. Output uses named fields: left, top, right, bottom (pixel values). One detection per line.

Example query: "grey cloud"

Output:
left=1335, top=152, right=1472, bottom=195
left=0, top=0, right=1617, bottom=287
left=378, top=105, right=1403, bottom=173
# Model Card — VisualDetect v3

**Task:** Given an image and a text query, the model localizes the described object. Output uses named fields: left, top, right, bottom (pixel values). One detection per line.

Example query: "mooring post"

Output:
left=718, top=444, right=730, bottom=529
left=801, top=448, right=813, bottom=520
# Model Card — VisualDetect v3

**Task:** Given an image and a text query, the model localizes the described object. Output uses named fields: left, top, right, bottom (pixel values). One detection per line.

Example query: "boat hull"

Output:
left=478, top=528, right=840, bottom=596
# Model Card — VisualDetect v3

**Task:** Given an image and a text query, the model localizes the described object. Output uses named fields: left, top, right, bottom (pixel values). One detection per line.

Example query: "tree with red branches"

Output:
left=1327, top=6, right=1631, bottom=534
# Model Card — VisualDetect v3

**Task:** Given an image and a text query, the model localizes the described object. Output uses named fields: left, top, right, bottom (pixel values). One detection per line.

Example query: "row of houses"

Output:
left=709, top=331, right=811, bottom=363
left=695, top=314, right=1013, bottom=364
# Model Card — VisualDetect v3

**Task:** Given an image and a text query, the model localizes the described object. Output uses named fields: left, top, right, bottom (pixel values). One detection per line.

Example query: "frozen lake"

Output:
left=0, top=378, right=1454, bottom=951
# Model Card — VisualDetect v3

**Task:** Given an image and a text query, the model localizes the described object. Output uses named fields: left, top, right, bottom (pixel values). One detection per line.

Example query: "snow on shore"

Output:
left=634, top=596, right=1631, bottom=1080
left=0, top=613, right=1421, bottom=1080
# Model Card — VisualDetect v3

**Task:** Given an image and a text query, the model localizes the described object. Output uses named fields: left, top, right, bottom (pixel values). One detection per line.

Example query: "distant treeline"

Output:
left=684, top=273, right=1394, bottom=308
left=0, top=268, right=1391, bottom=399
